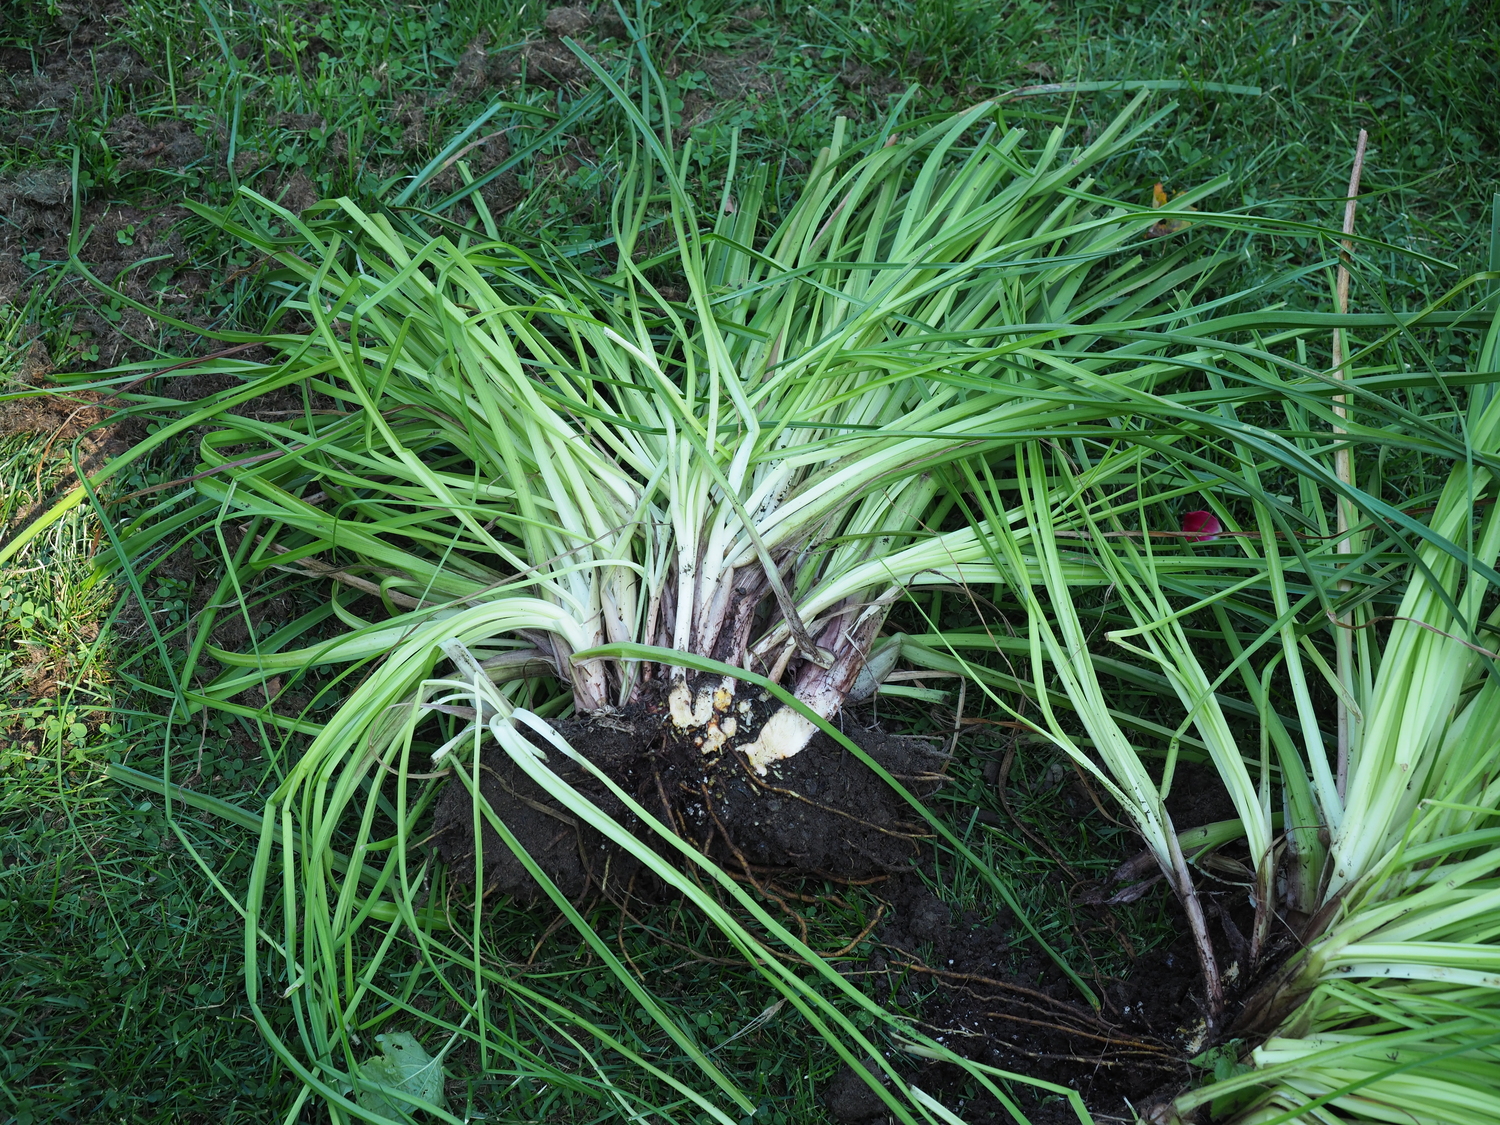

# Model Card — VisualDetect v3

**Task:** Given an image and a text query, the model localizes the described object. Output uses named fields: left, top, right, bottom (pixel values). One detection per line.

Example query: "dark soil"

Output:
left=820, top=782, right=1301, bottom=1124
left=809, top=746, right=1300, bottom=1123
left=824, top=1057, right=893, bottom=1123
left=814, top=870, right=1199, bottom=1125
left=0, top=396, right=137, bottom=518
left=0, top=339, right=146, bottom=536
left=0, top=334, right=342, bottom=555
left=431, top=679, right=949, bottom=903
left=429, top=683, right=1294, bottom=1122
left=1163, top=760, right=1240, bottom=829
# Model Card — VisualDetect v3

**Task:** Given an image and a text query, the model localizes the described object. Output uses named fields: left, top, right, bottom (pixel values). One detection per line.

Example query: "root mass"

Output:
left=431, top=681, right=949, bottom=903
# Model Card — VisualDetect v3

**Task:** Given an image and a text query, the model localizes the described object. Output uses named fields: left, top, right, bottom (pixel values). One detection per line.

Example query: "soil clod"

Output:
left=543, top=7, right=593, bottom=38
left=431, top=690, right=948, bottom=904
left=824, top=1058, right=890, bottom=1124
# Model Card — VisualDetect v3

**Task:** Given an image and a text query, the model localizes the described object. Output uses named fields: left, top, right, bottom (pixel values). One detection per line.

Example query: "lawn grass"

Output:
left=1, top=1, right=1496, bottom=1122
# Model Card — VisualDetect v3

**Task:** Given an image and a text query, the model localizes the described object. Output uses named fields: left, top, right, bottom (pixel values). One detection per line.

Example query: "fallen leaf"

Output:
left=356, top=1032, right=446, bottom=1120
left=1147, top=181, right=1196, bottom=238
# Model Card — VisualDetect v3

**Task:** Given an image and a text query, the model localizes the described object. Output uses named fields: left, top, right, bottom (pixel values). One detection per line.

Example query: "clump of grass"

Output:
left=0, top=328, right=118, bottom=770
left=0, top=506, right=117, bottom=773
left=983, top=224, right=1500, bottom=1119
left=3, top=2, right=1498, bottom=1122
left=74, top=37, right=1500, bottom=1117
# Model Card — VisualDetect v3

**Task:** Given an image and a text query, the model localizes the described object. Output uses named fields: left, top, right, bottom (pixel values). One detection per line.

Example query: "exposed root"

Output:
left=890, top=960, right=1116, bottom=1027
left=702, top=780, right=810, bottom=946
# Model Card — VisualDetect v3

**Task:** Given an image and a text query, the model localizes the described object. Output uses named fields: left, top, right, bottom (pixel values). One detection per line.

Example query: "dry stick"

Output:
left=946, top=679, right=967, bottom=759
left=1332, top=129, right=1369, bottom=801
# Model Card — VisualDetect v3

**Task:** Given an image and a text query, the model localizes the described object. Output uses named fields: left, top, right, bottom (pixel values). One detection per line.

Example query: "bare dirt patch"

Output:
left=106, top=114, right=206, bottom=174
left=0, top=3, right=224, bottom=368
left=518, top=40, right=592, bottom=89
left=851, top=871, right=1193, bottom=1123
left=0, top=7, right=151, bottom=133
left=425, top=129, right=525, bottom=219
left=0, top=374, right=120, bottom=451
left=0, top=340, right=143, bottom=524
left=661, top=49, right=784, bottom=135
left=445, top=33, right=513, bottom=97
left=0, top=187, right=197, bottom=364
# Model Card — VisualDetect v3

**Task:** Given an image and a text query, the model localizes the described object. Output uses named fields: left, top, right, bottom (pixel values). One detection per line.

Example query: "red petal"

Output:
left=1182, top=510, right=1222, bottom=542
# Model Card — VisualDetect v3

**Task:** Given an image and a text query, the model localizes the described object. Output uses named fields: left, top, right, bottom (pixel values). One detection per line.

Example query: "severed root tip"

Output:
left=668, top=677, right=744, bottom=758
left=739, top=706, right=819, bottom=774
left=667, top=681, right=708, bottom=728
left=667, top=678, right=735, bottom=729
left=668, top=678, right=822, bottom=773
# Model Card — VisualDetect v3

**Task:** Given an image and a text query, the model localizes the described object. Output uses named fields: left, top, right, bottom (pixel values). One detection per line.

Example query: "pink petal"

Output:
left=1182, top=510, right=1222, bottom=543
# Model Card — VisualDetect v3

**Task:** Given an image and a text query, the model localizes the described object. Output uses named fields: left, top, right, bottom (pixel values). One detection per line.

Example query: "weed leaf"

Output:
left=355, top=1032, right=445, bottom=1121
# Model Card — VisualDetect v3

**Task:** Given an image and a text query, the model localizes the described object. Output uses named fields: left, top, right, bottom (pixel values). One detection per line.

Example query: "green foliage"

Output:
left=1191, top=1038, right=1251, bottom=1083
left=2, top=0, right=1495, bottom=366
left=2, top=1, right=1498, bottom=1122
left=0, top=496, right=116, bottom=772
left=0, top=746, right=301, bottom=1124
left=977, top=219, right=1500, bottom=1120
